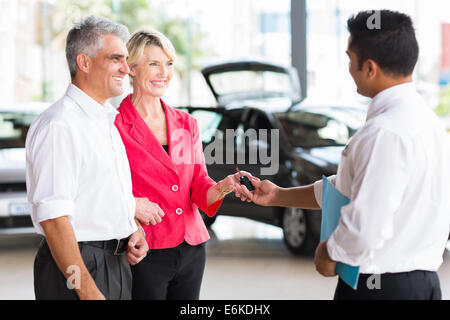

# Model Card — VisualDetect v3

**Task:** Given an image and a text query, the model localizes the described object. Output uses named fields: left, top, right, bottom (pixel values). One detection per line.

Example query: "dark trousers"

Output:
left=34, top=240, right=132, bottom=300
left=334, top=270, right=442, bottom=300
left=131, top=241, right=206, bottom=300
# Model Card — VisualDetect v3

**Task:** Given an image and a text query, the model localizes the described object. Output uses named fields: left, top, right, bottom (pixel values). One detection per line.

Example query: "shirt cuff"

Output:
left=34, top=200, right=75, bottom=224
left=207, top=197, right=224, bottom=217
left=313, top=175, right=336, bottom=208
left=197, top=178, right=218, bottom=216
left=326, top=229, right=369, bottom=267
left=313, top=180, right=324, bottom=209
left=327, top=233, right=360, bottom=266
left=326, top=233, right=342, bottom=263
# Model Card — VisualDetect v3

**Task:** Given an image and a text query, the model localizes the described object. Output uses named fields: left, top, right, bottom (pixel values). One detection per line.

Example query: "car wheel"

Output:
left=282, top=207, right=317, bottom=256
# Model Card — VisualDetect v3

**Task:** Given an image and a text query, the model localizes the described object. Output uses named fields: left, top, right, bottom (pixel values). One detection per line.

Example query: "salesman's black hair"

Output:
left=347, top=10, right=419, bottom=77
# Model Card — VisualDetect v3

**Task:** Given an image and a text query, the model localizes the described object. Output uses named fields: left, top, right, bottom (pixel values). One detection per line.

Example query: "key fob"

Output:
left=240, top=175, right=255, bottom=191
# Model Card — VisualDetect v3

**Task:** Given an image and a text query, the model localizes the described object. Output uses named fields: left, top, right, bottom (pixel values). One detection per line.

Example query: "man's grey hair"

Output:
left=65, top=15, right=130, bottom=79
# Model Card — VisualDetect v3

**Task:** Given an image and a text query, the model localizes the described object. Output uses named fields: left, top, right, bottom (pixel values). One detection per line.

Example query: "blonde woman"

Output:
left=115, top=29, right=252, bottom=299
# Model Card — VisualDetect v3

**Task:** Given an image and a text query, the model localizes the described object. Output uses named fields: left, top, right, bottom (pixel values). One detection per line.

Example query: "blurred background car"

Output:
left=180, top=60, right=367, bottom=255
left=0, top=103, right=48, bottom=234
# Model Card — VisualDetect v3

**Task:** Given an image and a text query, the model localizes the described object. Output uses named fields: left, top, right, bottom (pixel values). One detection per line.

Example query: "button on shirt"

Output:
left=314, top=83, right=450, bottom=274
left=26, top=84, right=137, bottom=241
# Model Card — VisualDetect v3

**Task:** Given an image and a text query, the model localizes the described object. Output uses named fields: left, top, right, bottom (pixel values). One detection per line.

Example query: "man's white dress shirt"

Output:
left=26, top=84, right=137, bottom=241
left=314, top=83, right=450, bottom=274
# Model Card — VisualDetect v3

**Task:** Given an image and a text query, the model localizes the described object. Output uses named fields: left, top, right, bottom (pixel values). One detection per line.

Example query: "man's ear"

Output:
left=365, top=59, right=378, bottom=80
left=76, top=53, right=91, bottom=74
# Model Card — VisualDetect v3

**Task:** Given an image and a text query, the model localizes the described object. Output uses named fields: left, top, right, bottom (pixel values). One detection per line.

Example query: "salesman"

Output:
left=238, top=10, right=450, bottom=300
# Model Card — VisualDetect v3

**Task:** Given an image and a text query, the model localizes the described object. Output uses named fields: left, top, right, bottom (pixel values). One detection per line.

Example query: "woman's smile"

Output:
left=150, top=80, right=167, bottom=88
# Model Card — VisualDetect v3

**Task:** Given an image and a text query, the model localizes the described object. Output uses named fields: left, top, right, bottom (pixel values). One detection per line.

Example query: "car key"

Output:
left=236, top=167, right=255, bottom=191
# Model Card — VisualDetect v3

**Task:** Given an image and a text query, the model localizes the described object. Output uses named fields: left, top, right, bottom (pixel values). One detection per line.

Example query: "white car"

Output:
left=0, top=102, right=48, bottom=234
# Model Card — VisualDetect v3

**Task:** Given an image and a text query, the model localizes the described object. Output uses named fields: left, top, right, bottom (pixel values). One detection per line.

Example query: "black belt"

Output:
left=78, top=237, right=130, bottom=255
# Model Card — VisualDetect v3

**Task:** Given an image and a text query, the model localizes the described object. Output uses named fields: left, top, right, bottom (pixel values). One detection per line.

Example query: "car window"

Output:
left=236, top=112, right=273, bottom=148
left=0, top=112, right=37, bottom=148
left=209, top=70, right=292, bottom=97
left=275, top=108, right=365, bottom=148
left=190, top=110, right=223, bottom=144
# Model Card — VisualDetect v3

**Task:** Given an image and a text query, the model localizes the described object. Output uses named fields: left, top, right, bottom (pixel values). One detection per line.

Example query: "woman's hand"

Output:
left=135, top=198, right=165, bottom=226
left=215, top=171, right=260, bottom=202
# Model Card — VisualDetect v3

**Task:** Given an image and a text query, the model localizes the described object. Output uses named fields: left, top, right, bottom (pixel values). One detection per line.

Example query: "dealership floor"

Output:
left=1, top=216, right=450, bottom=300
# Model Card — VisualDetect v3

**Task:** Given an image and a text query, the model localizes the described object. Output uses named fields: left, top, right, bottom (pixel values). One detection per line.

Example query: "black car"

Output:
left=179, top=60, right=366, bottom=255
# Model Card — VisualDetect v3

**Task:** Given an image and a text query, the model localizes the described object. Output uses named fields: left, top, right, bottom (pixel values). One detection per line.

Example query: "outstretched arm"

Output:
left=236, top=177, right=320, bottom=210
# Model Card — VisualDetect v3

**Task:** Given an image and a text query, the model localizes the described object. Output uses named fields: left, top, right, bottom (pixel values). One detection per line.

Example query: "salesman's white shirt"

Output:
left=314, top=82, right=450, bottom=274
left=26, top=84, right=137, bottom=241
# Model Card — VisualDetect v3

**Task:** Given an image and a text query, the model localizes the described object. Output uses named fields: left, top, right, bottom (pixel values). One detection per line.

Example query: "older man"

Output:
left=26, top=16, right=148, bottom=300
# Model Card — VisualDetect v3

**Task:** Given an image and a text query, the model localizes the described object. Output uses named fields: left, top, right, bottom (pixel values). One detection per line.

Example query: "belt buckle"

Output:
left=114, top=239, right=121, bottom=256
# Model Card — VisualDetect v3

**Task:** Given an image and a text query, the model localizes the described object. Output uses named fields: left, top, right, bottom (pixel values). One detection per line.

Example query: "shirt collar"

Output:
left=65, top=83, right=119, bottom=128
left=367, top=82, right=416, bottom=121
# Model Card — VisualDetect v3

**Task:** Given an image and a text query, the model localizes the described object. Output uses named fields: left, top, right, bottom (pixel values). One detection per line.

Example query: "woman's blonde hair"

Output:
left=127, top=29, right=177, bottom=68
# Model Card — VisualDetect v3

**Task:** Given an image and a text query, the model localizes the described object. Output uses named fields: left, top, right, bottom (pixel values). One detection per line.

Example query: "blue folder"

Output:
left=320, top=176, right=360, bottom=290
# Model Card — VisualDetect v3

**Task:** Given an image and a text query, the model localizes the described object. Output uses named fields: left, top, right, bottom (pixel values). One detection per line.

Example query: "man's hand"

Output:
left=233, top=174, right=320, bottom=210
left=126, top=227, right=149, bottom=265
left=40, top=216, right=106, bottom=300
left=135, top=197, right=165, bottom=226
left=314, top=239, right=337, bottom=277
left=233, top=177, right=280, bottom=207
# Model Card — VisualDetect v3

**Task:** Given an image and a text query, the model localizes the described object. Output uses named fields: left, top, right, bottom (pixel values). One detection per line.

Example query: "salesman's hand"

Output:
left=126, top=228, right=149, bottom=265
left=234, top=178, right=280, bottom=207
left=314, top=239, right=337, bottom=277
left=135, top=197, right=165, bottom=226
